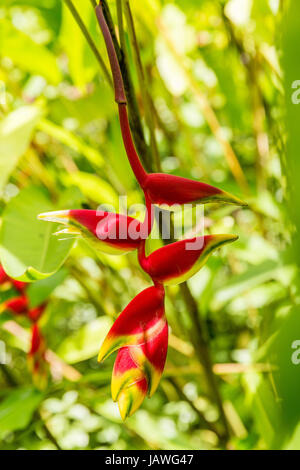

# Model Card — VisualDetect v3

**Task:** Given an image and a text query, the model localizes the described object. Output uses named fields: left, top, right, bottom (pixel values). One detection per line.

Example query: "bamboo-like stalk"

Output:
left=63, top=0, right=113, bottom=87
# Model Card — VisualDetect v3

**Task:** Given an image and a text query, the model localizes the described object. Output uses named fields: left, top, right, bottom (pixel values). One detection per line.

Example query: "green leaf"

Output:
left=57, top=317, right=113, bottom=364
left=0, top=386, right=43, bottom=438
left=0, top=19, right=61, bottom=84
left=38, top=119, right=104, bottom=166
left=27, top=268, right=68, bottom=308
left=0, top=106, right=42, bottom=192
left=62, top=171, right=119, bottom=207
left=0, top=186, right=74, bottom=281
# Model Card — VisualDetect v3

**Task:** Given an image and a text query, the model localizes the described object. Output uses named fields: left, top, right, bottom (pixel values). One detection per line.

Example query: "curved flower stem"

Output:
left=118, top=104, right=148, bottom=186
left=64, top=0, right=112, bottom=87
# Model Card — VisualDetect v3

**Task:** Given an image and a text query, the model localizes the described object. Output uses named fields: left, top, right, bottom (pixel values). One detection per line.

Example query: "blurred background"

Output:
left=1, top=0, right=300, bottom=450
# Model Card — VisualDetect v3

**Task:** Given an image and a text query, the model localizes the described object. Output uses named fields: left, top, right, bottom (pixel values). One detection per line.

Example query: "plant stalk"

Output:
left=64, top=0, right=113, bottom=87
left=100, top=0, right=152, bottom=172
left=122, top=0, right=161, bottom=171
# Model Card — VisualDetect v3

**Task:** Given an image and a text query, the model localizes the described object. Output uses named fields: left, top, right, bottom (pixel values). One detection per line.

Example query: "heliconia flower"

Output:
left=27, top=324, right=48, bottom=389
left=98, top=285, right=166, bottom=363
left=138, top=234, right=238, bottom=286
left=38, top=208, right=153, bottom=255
left=0, top=295, right=28, bottom=315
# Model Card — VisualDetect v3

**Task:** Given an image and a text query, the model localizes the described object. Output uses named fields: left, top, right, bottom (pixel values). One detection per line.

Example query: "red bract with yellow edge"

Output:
left=98, top=285, right=165, bottom=362
left=0, top=295, right=28, bottom=315
left=38, top=207, right=153, bottom=255
left=138, top=234, right=238, bottom=286
left=112, top=348, right=148, bottom=420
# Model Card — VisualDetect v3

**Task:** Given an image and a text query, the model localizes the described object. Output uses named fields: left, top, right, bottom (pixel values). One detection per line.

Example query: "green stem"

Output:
left=64, top=0, right=113, bottom=87
left=180, top=282, right=230, bottom=441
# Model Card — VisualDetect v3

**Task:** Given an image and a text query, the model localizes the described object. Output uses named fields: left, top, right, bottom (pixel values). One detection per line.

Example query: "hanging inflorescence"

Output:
left=39, top=1, right=246, bottom=420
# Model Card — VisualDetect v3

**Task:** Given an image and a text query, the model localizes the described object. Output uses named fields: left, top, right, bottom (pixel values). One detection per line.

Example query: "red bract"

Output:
left=0, top=266, right=9, bottom=285
left=98, top=285, right=165, bottom=362
left=38, top=207, right=153, bottom=255
left=28, top=324, right=48, bottom=389
left=28, top=304, right=46, bottom=323
left=11, top=280, right=27, bottom=292
left=2, top=296, right=28, bottom=315
left=29, top=323, right=43, bottom=356
left=138, top=234, right=238, bottom=286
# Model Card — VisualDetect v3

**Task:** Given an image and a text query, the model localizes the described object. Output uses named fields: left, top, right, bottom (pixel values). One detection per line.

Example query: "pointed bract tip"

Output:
left=37, top=210, right=70, bottom=223
left=220, top=190, right=248, bottom=207
left=210, top=233, right=239, bottom=248
left=98, top=334, right=118, bottom=363
left=117, top=380, right=147, bottom=420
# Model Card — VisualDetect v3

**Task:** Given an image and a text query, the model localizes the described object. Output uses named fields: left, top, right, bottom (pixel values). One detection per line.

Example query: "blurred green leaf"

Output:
left=0, top=19, right=61, bottom=84
left=27, top=268, right=68, bottom=308
left=0, top=106, right=42, bottom=192
left=0, top=186, right=74, bottom=281
left=0, top=386, right=43, bottom=438
left=57, top=317, right=113, bottom=363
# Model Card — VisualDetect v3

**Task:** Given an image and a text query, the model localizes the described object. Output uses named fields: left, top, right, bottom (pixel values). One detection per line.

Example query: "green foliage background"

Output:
left=0, top=0, right=299, bottom=450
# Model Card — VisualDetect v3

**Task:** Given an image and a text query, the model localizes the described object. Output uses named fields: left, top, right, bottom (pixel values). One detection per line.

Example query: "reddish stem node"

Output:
left=95, top=3, right=127, bottom=104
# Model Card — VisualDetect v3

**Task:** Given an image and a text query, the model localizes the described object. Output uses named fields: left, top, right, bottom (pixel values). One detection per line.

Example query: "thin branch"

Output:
left=180, top=282, right=230, bottom=441
left=63, top=0, right=113, bottom=87
left=168, top=377, right=220, bottom=437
